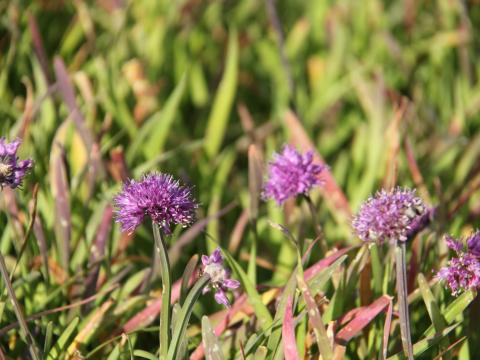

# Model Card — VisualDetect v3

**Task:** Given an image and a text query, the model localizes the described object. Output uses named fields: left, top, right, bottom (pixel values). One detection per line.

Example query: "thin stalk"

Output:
left=303, top=195, right=327, bottom=254
left=247, top=219, right=257, bottom=286
left=167, top=275, right=210, bottom=360
left=395, top=241, right=414, bottom=360
left=152, top=223, right=171, bottom=360
left=0, top=253, right=41, bottom=360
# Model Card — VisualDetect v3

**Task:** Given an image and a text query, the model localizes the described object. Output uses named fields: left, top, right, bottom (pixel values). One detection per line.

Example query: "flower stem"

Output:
left=303, top=195, right=327, bottom=254
left=0, top=252, right=41, bottom=360
left=395, top=241, right=414, bottom=360
left=152, top=223, right=171, bottom=360
left=167, top=275, right=210, bottom=360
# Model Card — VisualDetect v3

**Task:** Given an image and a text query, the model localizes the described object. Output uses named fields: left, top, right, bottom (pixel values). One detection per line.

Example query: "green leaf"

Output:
left=268, top=269, right=298, bottom=359
left=134, top=350, right=158, bottom=360
left=204, top=29, right=238, bottom=158
left=127, top=73, right=187, bottom=162
left=424, top=290, right=476, bottom=336
left=388, top=324, right=460, bottom=359
left=222, top=250, right=273, bottom=332
left=47, top=317, right=79, bottom=360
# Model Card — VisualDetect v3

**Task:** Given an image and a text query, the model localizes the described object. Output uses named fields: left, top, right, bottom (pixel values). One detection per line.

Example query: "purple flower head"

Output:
left=201, top=248, right=240, bottom=307
left=352, top=187, right=426, bottom=244
left=467, top=230, right=480, bottom=257
left=0, top=138, right=33, bottom=189
left=437, top=234, right=480, bottom=296
left=114, top=173, right=198, bottom=234
left=262, top=145, right=326, bottom=205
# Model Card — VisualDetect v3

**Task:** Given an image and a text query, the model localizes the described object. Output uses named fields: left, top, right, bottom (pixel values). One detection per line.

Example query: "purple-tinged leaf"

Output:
left=382, top=297, right=393, bottom=359
left=50, top=134, right=71, bottom=270
left=336, top=295, right=392, bottom=344
left=83, top=204, right=113, bottom=302
left=283, top=296, right=299, bottom=360
left=304, top=247, right=355, bottom=282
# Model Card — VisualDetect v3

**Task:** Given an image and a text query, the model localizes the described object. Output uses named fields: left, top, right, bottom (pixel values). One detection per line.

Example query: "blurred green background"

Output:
left=1, top=0, right=480, bottom=358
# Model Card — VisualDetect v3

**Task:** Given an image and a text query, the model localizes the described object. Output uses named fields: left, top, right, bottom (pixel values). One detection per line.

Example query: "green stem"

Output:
left=0, top=253, right=41, bottom=360
left=303, top=195, right=327, bottom=254
left=152, top=223, right=171, bottom=360
left=166, top=275, right=210, bottom=360
left=395, top=241, right=414, bottom=360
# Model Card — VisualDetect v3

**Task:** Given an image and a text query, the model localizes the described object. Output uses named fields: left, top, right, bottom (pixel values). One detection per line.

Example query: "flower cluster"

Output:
left=437, top=232, right=480, bottom=296
left=262, top=145, right=326, bottom=205
left=0, top=138, right=33, bottom=189
left=352, top=187, right=427, bottom=244
left=201, top=248, right=240, bottom=307
left=114, top=173, right=198, bottom=234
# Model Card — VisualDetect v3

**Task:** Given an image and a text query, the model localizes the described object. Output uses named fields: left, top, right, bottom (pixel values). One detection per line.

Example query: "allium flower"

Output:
left=437, top=234, right=480, bottom=296
left=114, top=173, right=198, bottom=234
left=262, top=145, right=326, bottom=205
left=0, top=138, right=33, bottom=189
left=352, top=187, right=427, bottom=244
left=201, top=248, right=240, bottom=307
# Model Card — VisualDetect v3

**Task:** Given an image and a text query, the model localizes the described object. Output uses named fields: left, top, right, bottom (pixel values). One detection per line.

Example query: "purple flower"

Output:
left=114, top=173, right=198, bottom=234
left=262, top=145, right=326, bottom=205
left=352, top=187, right=427, bottom=244
left=0, top=138, right=33, bottom=189
left=466, top=230, right=480, bottom=257
left=201, top=248, right=240, bottom=307
left=437, top=234, right=480, bottom=295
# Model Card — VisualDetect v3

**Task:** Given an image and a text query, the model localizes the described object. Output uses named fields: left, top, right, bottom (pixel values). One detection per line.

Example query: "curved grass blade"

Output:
left=387, top=324, right=460, bottom=360
left=166, top=275, right=209, bottom=360
left=127, top=73, right=187, bottom=162
left=47, top=317, right=80, bottom=360
left=222, top=249, right=273, bottom=331
left=283, top=296, right=299, bottom=360
left=204, top=29, right=238, bottom=158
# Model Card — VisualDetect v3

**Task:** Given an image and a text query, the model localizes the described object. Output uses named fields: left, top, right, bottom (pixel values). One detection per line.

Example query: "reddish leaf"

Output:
left=304, top=247, right=355, bottom=282
left=121, top=269, right=199, bottom=334
left=335, top=295, right=392, bottom=344
left=83, top=205, right=113, bottom=301
left=283, top=296, right=299, bottom=360
left=383, top=297, right=394, bottom=359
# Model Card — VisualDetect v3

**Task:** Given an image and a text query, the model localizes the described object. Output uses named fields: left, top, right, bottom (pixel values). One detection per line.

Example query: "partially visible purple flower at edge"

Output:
left=114, top=173, right=198, bottom=234
left=352, top=187, right=428, bottom=244
left=262, top=145, right=326, bottom=205
left=437, top=233, right=480, bottom=296
left=0, top=138, right=33, bottom=189
left=201, top=248, right=240, bottom=307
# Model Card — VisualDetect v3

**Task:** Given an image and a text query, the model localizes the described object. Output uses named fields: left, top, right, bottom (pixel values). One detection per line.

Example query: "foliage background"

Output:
left=1, top=0, right=480, bottom=358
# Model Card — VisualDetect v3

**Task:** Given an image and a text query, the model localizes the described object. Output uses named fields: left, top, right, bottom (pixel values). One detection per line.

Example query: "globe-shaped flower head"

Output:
left=262, top=145, right=326, bottom=205
left=0, top=138, right=33, bottom=189
left=437, top=233, right=480, bottom=296
left=352, top=187, right=427, bottom=244
left=114, top=173, right=198, bottom=234
left=201, top=248, right=240, bottom=307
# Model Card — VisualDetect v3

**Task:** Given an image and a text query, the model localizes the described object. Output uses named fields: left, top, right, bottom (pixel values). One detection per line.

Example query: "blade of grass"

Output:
left=222, top=249, right=273, bottom=331
left=282, top=296, right=299, bottom=360
left=204, top=29, right=238, bottom=158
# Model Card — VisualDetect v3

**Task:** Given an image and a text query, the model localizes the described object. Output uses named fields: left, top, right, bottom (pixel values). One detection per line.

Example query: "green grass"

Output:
left=1, top=0, right=480, bottom=358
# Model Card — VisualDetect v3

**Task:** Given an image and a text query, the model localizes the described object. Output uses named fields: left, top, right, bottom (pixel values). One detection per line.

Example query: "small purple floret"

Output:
left=262, top=145, right=326, bottom=205
left=466, top=230, right=480, bottom=257
left=113, top=173, right=198, bottom=234
left=201, top=248, right=240, bottom=307
left=0, top=138, right=33, bottom=189
left=437, top=234, right=480, bottom=296
left=352, top=187, right=427, bottom=244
